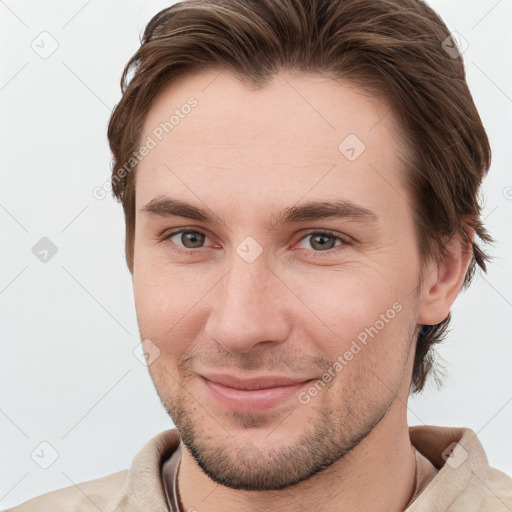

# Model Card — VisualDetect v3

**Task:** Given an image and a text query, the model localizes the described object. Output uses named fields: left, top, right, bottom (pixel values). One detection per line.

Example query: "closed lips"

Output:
left=199, top=373, right=314, bottom=390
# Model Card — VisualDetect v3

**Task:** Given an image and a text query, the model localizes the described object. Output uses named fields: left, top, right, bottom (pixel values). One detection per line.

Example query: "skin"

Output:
left=132, top=70, right=473, bottom=511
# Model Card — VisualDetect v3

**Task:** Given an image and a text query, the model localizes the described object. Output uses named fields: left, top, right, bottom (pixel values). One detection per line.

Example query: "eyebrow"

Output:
left=139, top=195, right=379, bottom=227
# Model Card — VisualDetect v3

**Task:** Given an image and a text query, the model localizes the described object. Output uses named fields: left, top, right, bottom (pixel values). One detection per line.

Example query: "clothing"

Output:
left=403, top=445, right=440, bottom=507
left=161, top=442, right=441, bottom=510
left=163, top=442, right=183, bottom=512
left=7, top=425, right=512, bottom=511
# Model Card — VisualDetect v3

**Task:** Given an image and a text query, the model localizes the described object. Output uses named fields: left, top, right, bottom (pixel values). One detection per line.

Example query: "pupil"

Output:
left=183, top=232, right=203, bottom=248
left=313, top=234, right=333, bottom=250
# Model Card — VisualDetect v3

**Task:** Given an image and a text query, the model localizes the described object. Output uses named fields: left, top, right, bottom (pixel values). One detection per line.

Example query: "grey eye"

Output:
left=172, top=231, right=206, bottom=249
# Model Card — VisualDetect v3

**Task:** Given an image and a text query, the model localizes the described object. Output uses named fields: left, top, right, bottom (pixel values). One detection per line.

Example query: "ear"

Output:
left=417, top=227, right=474, bottom=326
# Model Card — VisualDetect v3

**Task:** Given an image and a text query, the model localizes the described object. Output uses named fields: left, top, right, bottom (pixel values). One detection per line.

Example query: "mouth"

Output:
left=198, top=373, right=315, bottom=412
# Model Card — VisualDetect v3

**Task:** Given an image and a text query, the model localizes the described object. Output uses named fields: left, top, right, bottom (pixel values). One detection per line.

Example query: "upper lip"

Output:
left=200, top=373, right=313, bottom=390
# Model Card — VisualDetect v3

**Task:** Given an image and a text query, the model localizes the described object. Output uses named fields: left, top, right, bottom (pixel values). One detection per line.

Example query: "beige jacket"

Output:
left=7, top=425, right=512, bottom=511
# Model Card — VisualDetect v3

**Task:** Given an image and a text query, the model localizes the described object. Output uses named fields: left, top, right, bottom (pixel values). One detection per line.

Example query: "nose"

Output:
left=204, top=255, right=292, bottom=354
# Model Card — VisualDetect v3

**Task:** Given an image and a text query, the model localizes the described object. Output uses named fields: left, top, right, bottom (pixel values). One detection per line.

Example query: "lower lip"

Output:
left=201, top=377, right=312, bottom=412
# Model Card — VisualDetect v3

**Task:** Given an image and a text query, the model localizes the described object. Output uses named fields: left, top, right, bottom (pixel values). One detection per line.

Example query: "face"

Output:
left=132, top=70, right=424, bottom=491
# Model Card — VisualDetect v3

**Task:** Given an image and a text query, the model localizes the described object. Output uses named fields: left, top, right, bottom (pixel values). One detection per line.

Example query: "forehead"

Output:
left=135, top=70, right=410, bottom=221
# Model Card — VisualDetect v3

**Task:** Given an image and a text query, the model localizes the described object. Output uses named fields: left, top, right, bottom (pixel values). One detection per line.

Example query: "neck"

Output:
left=175, top=392, right=417, bottom=512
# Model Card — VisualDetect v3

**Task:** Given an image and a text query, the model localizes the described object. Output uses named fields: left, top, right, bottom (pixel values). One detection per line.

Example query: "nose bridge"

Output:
left=205, top=251, right=290, bottom=353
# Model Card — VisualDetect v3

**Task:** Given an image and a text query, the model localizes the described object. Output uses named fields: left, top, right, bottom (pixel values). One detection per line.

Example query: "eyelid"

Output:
left=292, top=229, right=351, bottom=257
left=160, top=227, right=351, bottom=254
left=297, top=228, right=350, bottom=244
left=159, top=227, right=215, bottom=253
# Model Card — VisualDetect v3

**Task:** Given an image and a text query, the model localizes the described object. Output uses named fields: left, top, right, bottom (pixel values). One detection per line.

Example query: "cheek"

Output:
left=311, top=298, right=415, bottom=407
left=282, top=265, right=402, bottom=343
left=133, top=236, right=416, bottom=363
left=286, top=268, right=416, bottom=395
left=133, top=261, right=211, bottom=352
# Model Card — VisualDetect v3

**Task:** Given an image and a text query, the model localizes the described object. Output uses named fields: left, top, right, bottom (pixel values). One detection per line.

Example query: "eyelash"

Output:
left=160, top=228, right=350, bottom=257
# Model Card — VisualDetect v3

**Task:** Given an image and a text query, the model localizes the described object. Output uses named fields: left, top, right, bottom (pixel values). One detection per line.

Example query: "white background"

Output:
left=1, top=0, right=511, bottom=509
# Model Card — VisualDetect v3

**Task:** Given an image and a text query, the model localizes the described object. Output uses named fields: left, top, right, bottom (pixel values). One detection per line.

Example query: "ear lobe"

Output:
left=417, top=229, right=474, bottom=326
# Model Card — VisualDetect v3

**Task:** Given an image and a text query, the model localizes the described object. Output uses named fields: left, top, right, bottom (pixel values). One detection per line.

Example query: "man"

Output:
left=9, top=0, right=511, bottom=510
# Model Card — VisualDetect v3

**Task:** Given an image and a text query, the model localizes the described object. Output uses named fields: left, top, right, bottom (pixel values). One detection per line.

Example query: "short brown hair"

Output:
left=107, top=0, right=493, bottom=394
